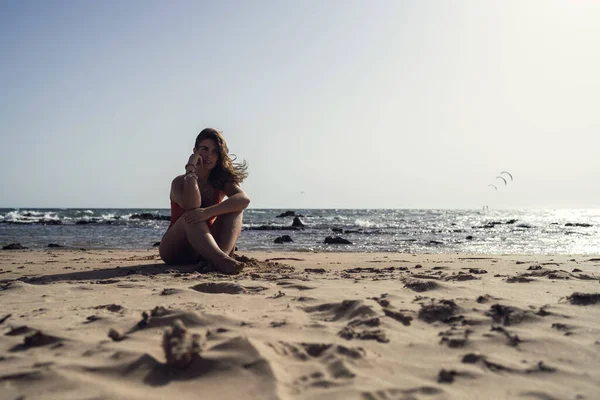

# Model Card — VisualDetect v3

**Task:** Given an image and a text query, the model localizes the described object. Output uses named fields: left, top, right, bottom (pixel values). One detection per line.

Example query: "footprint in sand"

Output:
left=276, top=281, right=316, bottom=291
left=439, top=326, right=473, bottom=348
left=338, top=326, right=389, bottom=343
left=403, top=278, right=440, bottom=292
left=566, top=292, right=600, bottom=305
left=461, top=353, right=556, bottom=374
left=271, top=341, right=363, bottom=388
left=190, top=282, right=268, bottom=295
left=304, top=300, right=377, bottom=322
left=418, top=300, right=460, bottom=324
left=9, top=330, right=63, bottom=352
left=362, top=386, right=442, bottom=400
left=485, top=304, right=539, bottom=326
left=94, top=304, right=123, bottom=312
left=506, top=276, right=535, bottom=283
left=160, top=288, right=183, bottom=296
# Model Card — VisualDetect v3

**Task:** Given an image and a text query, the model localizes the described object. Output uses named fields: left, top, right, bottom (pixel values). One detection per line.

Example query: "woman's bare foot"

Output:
left=214, top=256, right=244, bottom=274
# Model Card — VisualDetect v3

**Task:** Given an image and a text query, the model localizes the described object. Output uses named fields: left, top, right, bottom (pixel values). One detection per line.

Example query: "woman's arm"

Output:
left=171, top=175, right=202, bottom=210
left=203, top=181, right=250, bottom=218
left=183, top=181, right=249, bottom=225
left=171, top=152, right=203, bottom=210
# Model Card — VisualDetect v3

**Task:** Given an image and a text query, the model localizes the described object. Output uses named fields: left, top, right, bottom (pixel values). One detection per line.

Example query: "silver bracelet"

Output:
left=184, top=172, right=198, bottom=180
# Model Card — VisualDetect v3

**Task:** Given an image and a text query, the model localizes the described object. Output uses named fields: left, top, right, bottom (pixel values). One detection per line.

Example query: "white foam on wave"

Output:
left=21, top=210, right=44, bottom=216
left=75, top=210, right=94, bottom=215
left=40, top=212, right=60, bottom=222
left=3, top=211, right=33, bottom=222
left=355, top=219, right=375, bottom=228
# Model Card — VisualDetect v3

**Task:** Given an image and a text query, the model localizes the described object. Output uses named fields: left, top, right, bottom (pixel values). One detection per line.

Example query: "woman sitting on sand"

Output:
left=159, top=128, right=250, bottom=274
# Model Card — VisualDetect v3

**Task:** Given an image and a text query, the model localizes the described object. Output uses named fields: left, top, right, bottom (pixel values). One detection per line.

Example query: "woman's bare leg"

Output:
left=211, top=211, right=244, bottom=256
left=159, top=213, right=243, bottom=273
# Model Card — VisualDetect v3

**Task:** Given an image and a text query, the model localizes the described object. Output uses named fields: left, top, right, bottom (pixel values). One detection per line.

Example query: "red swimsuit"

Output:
left=168, top=189, right=224, bottom=229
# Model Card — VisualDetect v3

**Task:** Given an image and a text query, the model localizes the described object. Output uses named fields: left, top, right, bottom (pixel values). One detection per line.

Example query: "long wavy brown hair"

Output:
left=194, top=128, right=248, bottom=189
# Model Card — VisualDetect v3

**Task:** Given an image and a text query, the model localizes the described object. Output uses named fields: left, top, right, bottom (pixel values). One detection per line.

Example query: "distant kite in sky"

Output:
left=487, top=171, right=513, bottom=192
left=500, top=171, right=513, bottom=181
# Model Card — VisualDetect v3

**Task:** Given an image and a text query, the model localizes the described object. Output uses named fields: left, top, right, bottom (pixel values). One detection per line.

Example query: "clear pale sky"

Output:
left=1, top=0, right=599, bottom=209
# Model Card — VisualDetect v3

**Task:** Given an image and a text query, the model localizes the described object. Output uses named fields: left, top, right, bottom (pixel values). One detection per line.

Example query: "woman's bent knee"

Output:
left=159, top=245, right=175, bottom=265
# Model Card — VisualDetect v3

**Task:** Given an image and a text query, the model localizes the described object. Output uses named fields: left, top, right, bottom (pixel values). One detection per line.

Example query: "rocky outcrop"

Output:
left=276, top=211, right=296, bottom=218
left=324, top=236, right=352, bottom=245
left=274, top=235, right=293, bottom=244
left=2, top=243, right=28, bottom=250
left=292, top=217, right=305, bottom=227
left=245, top=226, right=301, bottom=231
left=130, top=213, right=170, bottom=221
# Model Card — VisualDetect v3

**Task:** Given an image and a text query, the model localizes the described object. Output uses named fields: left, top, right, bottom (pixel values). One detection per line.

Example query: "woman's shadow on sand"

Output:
left=19, top=262, right=201, bottom=285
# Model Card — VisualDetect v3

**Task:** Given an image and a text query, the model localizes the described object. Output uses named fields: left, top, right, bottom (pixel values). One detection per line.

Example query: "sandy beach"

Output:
left=1, top=249, right=599, bottom=400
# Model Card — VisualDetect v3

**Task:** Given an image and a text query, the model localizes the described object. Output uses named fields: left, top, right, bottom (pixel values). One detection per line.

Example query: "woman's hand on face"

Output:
left=187, top=151, right=203, bottom=170
left=183, top=208, right=210, bottom=224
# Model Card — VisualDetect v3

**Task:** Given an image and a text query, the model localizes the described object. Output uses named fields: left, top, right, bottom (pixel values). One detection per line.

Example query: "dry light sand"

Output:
left=1, top=249, right=600, bottom=400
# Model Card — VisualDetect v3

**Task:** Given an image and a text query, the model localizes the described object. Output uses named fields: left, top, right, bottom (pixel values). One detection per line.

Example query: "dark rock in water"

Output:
left=131, top=213, right=154, bottom=220
left=465, top=235, right=474, bottom=240
left=245, top=225, right=301, bottom=231
left=515, top=223, right=532, bottom=229
left=130, top=213, right=170, bottom=221
left=505, top=219, right=518, bottom=224
left=324, top=236, right=352, bottom=245
left=565, top=223, right=592, bottom=227
left=331, top=227, right=343, bottom=233
left=152, top=242, right=161, bottom=247
left=3, top=243, right=28, bottom=250
left=292, top=216, right=305, bottom=227
left=41, top=220, right=62, bottom=225
left=479, top=221, right=503, bottom=229
left=344, top=229, right=361, bottom=234
left=274, top=235, right=293, bottom=244
left=572, top=268, right=582, bottom=273
left=47, top=243, right=63, bottom=248
left=428, top=240, right=443, bottom=245
left=566, top=292, right=600, bottom=305
left=76, top=219, right=100, bottom=224
left=276, top=211, right=296, bottom=218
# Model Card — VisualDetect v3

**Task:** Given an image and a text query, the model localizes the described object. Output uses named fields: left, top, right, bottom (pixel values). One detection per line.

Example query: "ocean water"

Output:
left=0, top=208, right=599, bottom=254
